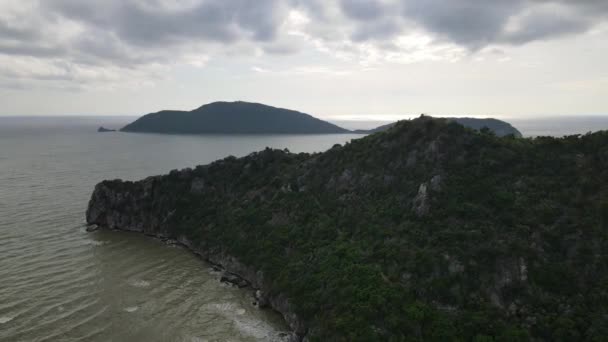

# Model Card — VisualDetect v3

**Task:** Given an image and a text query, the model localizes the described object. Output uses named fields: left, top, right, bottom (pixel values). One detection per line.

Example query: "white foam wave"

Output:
left=204, top=302, right=287, bottom=341
left=128, top=279, right=151, bottom=288
left=124, top=306, right=139, bottom=313
left=0, top=316, right=14, bottom=324
left=82, top=240, right=106, bottom=247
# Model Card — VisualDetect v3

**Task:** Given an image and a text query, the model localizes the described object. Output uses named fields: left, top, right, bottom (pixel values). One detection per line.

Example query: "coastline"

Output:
left=87, top=225, right=306, bottom=342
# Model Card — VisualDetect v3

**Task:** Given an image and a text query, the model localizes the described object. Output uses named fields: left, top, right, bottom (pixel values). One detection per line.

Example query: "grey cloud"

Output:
left=340, top=0, right=386, bottom=21
left=0, top=22, right=41, bottom=41
left=503, top=11, right=589, bottom=45
left=351, top=19, right=402, bottom=41
left=402, top=0, right=525, bottom=48
left=44, top=0, right=284, bottom=47
left=262, top=42, right=301, bottom=55
left=0, top=0, right=290, bottom=78
left=498, top=1, right=608, bottom=45
left=0, top=44, right=65, bottom=58
left=335, top=0, right=608, bottom=48
left=71, top=31, right=159, bottom=67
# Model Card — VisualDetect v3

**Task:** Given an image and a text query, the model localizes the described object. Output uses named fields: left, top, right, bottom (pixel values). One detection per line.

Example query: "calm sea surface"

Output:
left=0, top=116, right=362, bottom=342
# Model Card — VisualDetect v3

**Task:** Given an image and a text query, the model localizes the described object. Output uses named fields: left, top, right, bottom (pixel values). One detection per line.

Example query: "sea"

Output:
left=0, top=115, right=607, bottom=341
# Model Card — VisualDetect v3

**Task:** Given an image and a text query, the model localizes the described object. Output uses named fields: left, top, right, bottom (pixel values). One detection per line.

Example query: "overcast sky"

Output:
left=1, top=0, right=607, bottom=119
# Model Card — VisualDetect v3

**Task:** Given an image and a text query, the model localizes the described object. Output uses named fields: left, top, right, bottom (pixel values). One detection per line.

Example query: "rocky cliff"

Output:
left=87, top=116, right=608, bottom=341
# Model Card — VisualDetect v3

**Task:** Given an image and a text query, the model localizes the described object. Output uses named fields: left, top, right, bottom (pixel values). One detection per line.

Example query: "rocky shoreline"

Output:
left=86, top=223, right=305, bottom=342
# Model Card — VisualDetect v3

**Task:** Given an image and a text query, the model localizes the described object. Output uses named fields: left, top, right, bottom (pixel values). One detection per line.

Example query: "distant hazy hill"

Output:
left=356, top=117, right=523, bottom=137
left=451, top=118, right=523, bottom=137
left=121, top=101, right=349, bottom=134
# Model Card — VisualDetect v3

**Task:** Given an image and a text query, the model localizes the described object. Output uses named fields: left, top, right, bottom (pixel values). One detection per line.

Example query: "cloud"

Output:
left=501, top=2, right=592, bottom=45
left=401, top=0, right=525, bottom=48
left=43, top=0, right=285, bottom=46
left=0, top=0, right=290, bottom=89
left=333, top=0, right=608, bottom=48
left=339, top=0, right=387, bottom=21
left=0, top=0, right=606, bottom=89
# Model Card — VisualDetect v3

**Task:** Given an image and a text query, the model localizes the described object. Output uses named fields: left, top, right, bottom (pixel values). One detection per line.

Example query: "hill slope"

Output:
left=88, top=117, right=608, bottom=341
left=356, top=117, right=523, bottom=137
left=121, top=101, right=349, bottom=134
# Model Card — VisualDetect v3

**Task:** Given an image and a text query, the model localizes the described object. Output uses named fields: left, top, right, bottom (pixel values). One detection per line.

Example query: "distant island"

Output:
left=119, top=101, right=522, bottom=137
left=121, top=101, right=349, bottom=134
left=97, top=126, right=116, bottom=133
left=355, top=117, right=523, bottom=137
left=87, top=116, right=608, bottom=341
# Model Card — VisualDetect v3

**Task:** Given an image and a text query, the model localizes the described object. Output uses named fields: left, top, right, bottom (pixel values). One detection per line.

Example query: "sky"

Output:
left=0, top=0, right=607, bottom=120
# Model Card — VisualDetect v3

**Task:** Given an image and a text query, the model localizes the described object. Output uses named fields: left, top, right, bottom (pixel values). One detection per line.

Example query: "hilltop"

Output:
left=121, top=101, right=349, bottom=134
left=87, top=116, right=608, bottom=340
left=356, top=117, right=523, bottom=137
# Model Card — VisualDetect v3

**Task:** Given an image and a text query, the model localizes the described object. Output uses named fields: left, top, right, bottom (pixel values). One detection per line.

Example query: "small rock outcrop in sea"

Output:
left=97, top=126, right=116, bottom=133
left=87, top=116, right=608, bottom=341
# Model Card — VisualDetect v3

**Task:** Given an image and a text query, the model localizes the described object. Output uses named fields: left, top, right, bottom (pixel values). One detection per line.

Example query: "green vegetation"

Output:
left=89, top=116, right=608, bottom=341
left=357, top=117, right=523, bottom=137
left=121, top=101, right=349, bottom=134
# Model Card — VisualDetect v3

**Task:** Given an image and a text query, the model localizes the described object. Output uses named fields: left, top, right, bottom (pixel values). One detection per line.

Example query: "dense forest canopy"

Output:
left=357, top=117, right=522, bottom=137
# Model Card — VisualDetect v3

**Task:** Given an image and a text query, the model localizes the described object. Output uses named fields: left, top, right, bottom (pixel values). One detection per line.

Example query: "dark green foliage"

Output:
left=452, top=118, right=523, bottom=138
left=358, top=117, right=523, bottom=138
left=91, top=117, right=608, bottom=341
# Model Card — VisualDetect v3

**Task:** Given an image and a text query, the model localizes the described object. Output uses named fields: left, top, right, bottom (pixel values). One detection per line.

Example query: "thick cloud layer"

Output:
left=44, top=0, right=283, bottom=46
left=0, top=0, right=606, bottom=88
left=331, top=0, right=608, bottom=48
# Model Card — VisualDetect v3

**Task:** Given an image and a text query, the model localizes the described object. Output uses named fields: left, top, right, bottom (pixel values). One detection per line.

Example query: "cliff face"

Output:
left=87, top=117, right=608, bottom=341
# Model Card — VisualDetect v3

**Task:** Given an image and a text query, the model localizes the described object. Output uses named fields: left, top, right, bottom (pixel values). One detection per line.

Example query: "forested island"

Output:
left=120, top=101, right=349, bottom=134
left=87, top=116, right=607, bottom=341
left=357, top=118, right=523, bottom=137
left=119, top=101, right=522, bottom=137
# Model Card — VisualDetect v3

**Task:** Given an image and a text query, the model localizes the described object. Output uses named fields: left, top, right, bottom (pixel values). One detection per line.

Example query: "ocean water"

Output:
left=507, top=116, right=608, bottom=137
left=0, top=116, right=362, bottom=342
